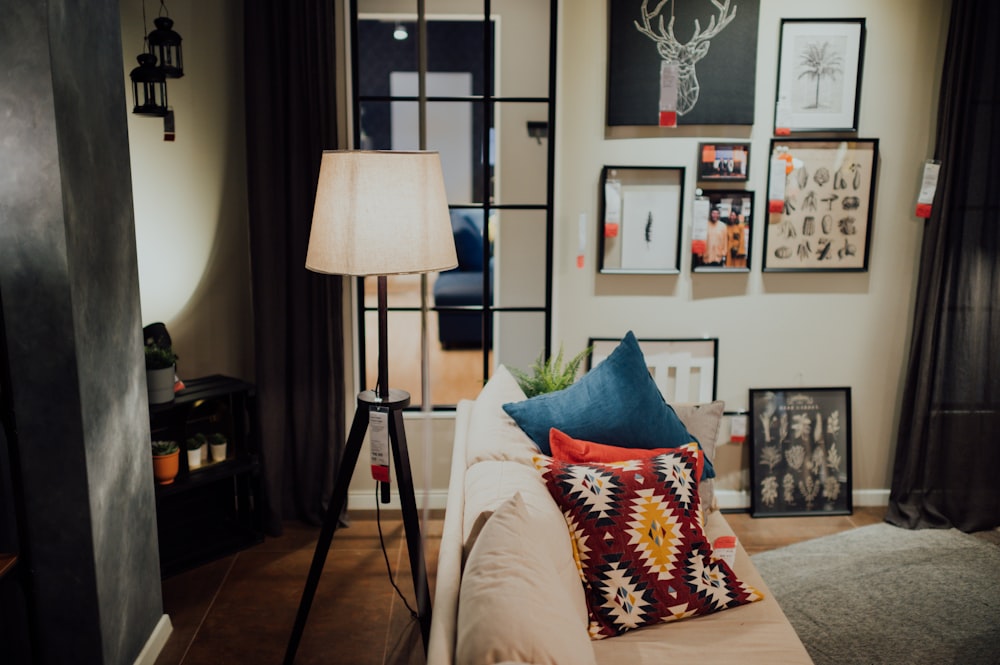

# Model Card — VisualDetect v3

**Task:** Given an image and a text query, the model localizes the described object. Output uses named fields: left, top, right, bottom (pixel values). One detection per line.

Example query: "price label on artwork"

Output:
left=658, top=61, right=678, bottom=127
left=369, top=407, right=390, bottom=483
left=915, top=160, right=940, bottom=219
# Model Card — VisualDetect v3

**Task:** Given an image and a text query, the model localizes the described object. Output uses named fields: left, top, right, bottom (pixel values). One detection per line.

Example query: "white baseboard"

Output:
left=133, top=614, right=172, bottom=665
left=347, top=489, right=450, bottom=512
left=716, top=488, right=890, bottom=511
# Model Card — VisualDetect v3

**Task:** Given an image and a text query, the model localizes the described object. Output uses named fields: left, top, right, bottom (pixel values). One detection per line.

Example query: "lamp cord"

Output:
left=375, top=484, right=418, bottom=620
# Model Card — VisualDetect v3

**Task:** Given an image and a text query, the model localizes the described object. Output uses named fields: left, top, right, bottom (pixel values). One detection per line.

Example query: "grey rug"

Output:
left=751, top=522, right=1000, bottom=665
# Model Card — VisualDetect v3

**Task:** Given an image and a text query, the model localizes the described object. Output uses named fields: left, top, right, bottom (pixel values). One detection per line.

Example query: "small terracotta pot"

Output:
left=152, top=450, right=180, bottom=484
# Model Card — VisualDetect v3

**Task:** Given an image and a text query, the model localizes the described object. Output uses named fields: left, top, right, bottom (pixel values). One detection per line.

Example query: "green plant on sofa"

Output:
left=509, top=344, right=592, bottom=398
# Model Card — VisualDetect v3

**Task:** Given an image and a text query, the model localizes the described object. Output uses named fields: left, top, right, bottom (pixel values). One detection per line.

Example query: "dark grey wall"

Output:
left=0, top=1, right=164, bottom=663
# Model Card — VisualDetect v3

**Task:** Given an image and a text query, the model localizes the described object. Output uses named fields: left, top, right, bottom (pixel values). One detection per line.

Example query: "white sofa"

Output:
left=427, top=367, right=813, bottom=664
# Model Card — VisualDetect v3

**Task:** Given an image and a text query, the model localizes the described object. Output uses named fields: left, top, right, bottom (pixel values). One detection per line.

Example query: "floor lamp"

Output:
left=284, top=150, right=457, bottom=663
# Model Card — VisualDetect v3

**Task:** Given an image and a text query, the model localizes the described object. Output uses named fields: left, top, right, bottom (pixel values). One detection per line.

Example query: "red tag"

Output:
left=691, top=239, right=706, bottom=255
left=604, top=223, right=620, bottom=238
left=371, top=464, right=389, bottom=482
left=775, top=127, right=791, bottom=136
left=576, top=254, right=584, bottom=269
left=915, top=203, right=932, bottom=218
left=769, top=199, right=784, bottom=214
left=658, top=110, right=676, bottom=127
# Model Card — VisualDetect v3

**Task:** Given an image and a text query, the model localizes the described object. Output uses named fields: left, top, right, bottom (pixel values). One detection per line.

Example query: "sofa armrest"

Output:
left=427, top=400, right=475, bottom=665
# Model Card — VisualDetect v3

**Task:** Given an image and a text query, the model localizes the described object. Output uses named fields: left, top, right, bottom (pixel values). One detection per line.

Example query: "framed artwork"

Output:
left=698, top=143, right=750, bottom=182
left=774, top=18, right=866, bottom=133
left=607, top=0, right=760, bottom=126
left=763, top=138, right=878, bottom=272
left=587, top=337, right=718, bottom=403
left=692, top=190, right=753, bottom=272
left=599, top=166, right=684, bottom=274
left=749, top=387, right=852, bottom=518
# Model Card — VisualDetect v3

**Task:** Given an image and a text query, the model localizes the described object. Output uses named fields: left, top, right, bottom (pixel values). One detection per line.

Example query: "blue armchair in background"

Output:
left=433, top=209, right=492, bottom=349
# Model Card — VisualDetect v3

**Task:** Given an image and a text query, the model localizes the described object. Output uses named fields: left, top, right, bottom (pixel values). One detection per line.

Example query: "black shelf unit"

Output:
left=150, top=375, right=263, bottom=578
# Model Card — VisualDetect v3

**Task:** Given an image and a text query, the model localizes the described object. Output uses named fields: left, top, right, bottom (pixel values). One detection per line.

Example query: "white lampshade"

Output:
left=305, top=150, right=458, bottom=276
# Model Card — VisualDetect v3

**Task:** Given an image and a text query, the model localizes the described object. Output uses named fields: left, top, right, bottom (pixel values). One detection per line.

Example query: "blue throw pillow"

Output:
left=502, top=331, right=715, bottom=480
left=449, top=210, right=485, bottom=272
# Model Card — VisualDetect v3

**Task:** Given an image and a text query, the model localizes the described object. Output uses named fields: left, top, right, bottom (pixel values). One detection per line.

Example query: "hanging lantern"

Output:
left=129, top=53, right=168, bottom=116
left=147, top=16, right=184, bottom=78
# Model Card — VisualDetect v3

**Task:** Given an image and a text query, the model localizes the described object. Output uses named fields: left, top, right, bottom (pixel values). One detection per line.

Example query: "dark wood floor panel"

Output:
left=156, top=506, right=886, bottom=664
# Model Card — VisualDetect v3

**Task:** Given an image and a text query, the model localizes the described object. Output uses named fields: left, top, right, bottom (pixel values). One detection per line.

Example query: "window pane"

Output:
left=360, top=99, right=489, bottom=204
left=494, top=101, right=549, bottom=206
left=358, top=16, right=491, bottom=98
left=492, top=0, right=551, bottom=99
left=494, top=209, right=546, bottom=308
left=493, top=310, right=546, bottom=377
left=364, top=309, right=489, bottom=408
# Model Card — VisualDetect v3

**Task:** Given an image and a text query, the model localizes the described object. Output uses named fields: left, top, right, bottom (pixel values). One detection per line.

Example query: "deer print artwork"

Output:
left=606, top=0, right=759, bottom=126
left=634, top=0, right=737, bottom=116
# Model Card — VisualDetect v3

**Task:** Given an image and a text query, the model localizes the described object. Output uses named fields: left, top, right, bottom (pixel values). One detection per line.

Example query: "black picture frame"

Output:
left=697, top=142, right=750, bottom=182
left=599, top=166, right=684, bottom=274
left=773, top=18, right=866, bottom=134
left=606, top=0, right=760, bottom=126
left=588, top=337, right=718, bottom=403
left=691, top=190, right=753, bottom=273
left=749, top=387, right=853, bottom=517
left=763, top=138, right=878, bottom=272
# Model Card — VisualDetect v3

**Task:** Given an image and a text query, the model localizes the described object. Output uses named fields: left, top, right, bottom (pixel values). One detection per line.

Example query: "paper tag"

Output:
left=658, top=61, right=678, bottom=128
left=163, top=110, right=176, bottom=142
left=915, top=160, right=940, bottom=218
left=730, top=415, right=747, bottom=444
left=691, top=196, right=709, bottom=256
left=369, top=407, right=390, bottom=483
left=713, top=535, right=737, bottom=568
left=577, top=213, right=586, bottom=269
left=768, top=156, right=788, bottom=213
left=774, top=95, right=792, bottom=135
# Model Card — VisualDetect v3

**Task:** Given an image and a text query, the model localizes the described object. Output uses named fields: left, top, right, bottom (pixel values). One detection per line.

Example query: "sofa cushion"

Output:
left=673, top=400, right=725, bottom=511
left=535, top=451, right=762, bottom=640
left=465, top=365, right=538, bottom=467
left=549, top=428, right=705, bottom=484
left=503, top=331, right=715, bottom=479
left=457, top=492, right=597, bottom=665
left=463, top=460, right=588, bottom=627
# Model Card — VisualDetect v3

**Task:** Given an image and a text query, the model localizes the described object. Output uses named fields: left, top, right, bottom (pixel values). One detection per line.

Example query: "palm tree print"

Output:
left=797, top=41, right=843, bottom=109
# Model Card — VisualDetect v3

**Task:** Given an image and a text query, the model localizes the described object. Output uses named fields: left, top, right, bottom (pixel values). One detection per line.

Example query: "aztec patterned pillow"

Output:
left=534, top=450, right=762, bottom=639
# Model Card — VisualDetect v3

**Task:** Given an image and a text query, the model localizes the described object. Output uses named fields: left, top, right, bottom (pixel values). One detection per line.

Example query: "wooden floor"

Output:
left=155, top=506, right=887, bottom=664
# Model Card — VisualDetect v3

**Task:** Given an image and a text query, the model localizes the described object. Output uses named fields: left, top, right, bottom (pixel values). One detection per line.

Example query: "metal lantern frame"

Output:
left=129, top=52, right=168, bottom=116
left=147, top=15, right=184, bottom=78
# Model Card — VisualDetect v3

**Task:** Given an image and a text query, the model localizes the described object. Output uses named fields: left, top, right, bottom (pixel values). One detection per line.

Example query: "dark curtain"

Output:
left=887, top=0, right=1000, bottom=533
left=244, top=1, right=345, bottom=535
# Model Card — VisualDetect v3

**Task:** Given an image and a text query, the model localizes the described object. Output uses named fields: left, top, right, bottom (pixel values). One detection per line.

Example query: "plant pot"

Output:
left=146, top=366, right=175, bottom=405
left=152, top=450, right=180, bottom=485
left=210, top=442, right=228, bottom=464
left=187, top=447, right=202, bottom=470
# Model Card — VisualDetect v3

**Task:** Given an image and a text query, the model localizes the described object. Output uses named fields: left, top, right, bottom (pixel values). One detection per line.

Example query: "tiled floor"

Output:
left=155, top=506, right=886, bottom=665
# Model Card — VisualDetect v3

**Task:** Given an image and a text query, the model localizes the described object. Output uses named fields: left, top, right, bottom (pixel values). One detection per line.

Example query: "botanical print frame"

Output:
left=587, top=337, right=718, bottom=403
left=763, top=138, right=878, bottom=272
left=774, top=18, right=866, bottom=133
left=697, top=143, right=750, bottom=182
left=691, top=190, right=753, bottom=272
left=749, top=387, right=852, bottom=518
left=606, top=0, right=760, bottom=126
left=599, top=166, right=684, bottom=274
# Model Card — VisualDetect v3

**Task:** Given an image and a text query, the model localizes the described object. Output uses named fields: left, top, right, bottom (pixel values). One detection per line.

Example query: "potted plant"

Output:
left=209, top=432, right=228, bottom=464
left=509, top=344, right=592, bottom=398
left=145, top=341, right=178, bottom=405
left=185, top=436, right=204, bottom=470
left=151, top=440, right=180, bottom=485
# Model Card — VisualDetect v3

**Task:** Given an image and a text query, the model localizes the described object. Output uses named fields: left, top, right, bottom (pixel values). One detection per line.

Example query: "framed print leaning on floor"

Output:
left=749, top=387, right=852, bottom=517
left=763, top=138, right=878, bottom=272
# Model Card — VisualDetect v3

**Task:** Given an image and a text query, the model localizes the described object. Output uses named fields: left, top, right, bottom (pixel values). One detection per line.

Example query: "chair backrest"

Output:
left=590, top=350, right=715, bottom=403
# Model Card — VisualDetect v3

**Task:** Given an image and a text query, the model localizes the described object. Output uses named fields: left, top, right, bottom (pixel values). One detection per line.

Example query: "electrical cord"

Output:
left=375, top=484, right=418, bottom=620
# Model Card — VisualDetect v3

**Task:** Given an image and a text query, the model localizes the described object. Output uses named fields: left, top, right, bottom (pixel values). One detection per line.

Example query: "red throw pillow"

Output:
left=535, top=449, right=762, bottom=639
left=549, top=427, right=705, bottom=484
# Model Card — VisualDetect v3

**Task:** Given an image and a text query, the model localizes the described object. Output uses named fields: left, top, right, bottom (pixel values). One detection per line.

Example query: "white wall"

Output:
left=122, top=0, right=254, bottom=381
left=553, top=0, right=950, bottom=500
